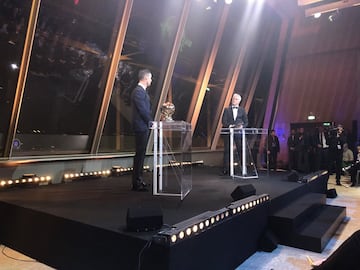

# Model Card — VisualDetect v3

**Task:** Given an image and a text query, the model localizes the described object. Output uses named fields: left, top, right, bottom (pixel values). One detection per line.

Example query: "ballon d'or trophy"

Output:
left=160, top=102, right=175, bottom=122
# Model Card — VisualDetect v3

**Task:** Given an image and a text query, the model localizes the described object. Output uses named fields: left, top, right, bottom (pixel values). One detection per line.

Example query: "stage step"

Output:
left=295, top=205, right=346, bottom=252
left=269, top=193, right=346, bottom=252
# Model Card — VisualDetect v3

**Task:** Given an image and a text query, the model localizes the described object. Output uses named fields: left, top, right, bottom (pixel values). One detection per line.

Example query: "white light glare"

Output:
left=308, top=115, right=316, bottom=120
left=225, top=0, right=232, bottom=4
left=313, top=13, right=321, bottom=19
left=10, top=63, right=19, bottom=70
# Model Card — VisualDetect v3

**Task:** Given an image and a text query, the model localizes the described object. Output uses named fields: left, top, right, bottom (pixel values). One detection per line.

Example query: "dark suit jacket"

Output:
left=222, top=106, right=248, bottom=128
left=268, top=135, right=280, bottom=153
left=313, top=131, right=330, bottom=148
left=131, top=84, right=151, bottom=132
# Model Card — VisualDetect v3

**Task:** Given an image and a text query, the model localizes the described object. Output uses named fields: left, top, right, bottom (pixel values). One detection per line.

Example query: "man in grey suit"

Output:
left=131, top=69, right=152, bottom=191
left=221, top=93, right=248, bottom=175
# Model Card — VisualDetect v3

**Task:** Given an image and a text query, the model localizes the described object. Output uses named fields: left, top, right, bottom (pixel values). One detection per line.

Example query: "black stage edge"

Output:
left=0, top=167, right=331, bottom=270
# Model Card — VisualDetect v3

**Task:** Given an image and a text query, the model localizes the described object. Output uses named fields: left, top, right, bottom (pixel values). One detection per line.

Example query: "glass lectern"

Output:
left=150, top=121, right=192, bottom=200
left=221, top=128, right=268, bottom=179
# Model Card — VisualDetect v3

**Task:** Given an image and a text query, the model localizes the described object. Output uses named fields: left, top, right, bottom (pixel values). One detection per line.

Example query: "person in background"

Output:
left=296, top=127, right=311, bottom=173
left=308, top=229, right=360, bottom=269
left=313, top=126, right=330, bottom=171
left=287, top=128, right=297, bottom=171
left=342, top=143, right=354, bottom=168
left=221, top=93, right=248, bottom=175
left=348, top=145, right=360, bottom=187
left=267, top=129, right=280, bottom=171
left=131, top=69, right=152, bottom=191
left=328, top=124, right=347, bottom=186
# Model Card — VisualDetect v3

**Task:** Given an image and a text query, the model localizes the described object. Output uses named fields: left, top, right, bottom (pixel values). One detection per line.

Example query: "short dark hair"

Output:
left=138, top=69, right=151, bottom=81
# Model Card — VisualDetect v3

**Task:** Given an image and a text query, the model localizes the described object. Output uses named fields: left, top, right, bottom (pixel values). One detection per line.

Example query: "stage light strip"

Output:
left=64, top=170, right=111, bottom=181
left=154, top=194, right=270, bottom=245
left=0, top=175, right=52, bottom=189
left=63, top=160, right=203, bottom=181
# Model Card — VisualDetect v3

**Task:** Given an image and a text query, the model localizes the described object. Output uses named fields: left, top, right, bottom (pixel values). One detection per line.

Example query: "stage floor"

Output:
left=0, top=166, right=304, bottom=237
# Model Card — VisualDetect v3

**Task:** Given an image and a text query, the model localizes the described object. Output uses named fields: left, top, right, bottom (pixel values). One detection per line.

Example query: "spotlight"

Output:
left=224, top=0, right=232, bottom=4
left=313, top=12, right=321, bottom=19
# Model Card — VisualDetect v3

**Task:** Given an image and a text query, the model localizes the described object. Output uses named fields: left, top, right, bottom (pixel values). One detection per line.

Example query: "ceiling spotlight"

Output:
left=313, top=12, right=321, bottom=18
left=225, top=0, right=233, bottom=4
left=10, top=63, right=19, bottom=70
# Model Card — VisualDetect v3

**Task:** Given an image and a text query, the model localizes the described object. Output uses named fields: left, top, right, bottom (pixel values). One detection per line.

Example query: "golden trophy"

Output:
left=160, top=102, right=175, bottom=121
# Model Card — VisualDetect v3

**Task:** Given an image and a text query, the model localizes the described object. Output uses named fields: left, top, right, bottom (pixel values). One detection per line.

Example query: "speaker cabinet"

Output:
left=231, top=184, right=256, bottom=201
left=326, top=188, right=338, bottom=198
left=126, top=206, right=163, bottom=232
left=286, top=170, right=299, bottom=182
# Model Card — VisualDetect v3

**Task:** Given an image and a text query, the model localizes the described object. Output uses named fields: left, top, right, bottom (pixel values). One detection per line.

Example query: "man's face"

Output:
left=145, top=74, right=152, bottom=87
left=231, top=95, right=241, bottom=106
left=142, top=73, right=152, bottom=87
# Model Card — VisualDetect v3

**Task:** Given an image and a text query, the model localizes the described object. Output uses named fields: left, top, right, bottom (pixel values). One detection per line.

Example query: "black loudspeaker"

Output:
left=326, top=188, right=338, bottom=198
left=286, top=170, right=299, bottom=182
left=258, top=230, right=278, bottom=252
left=231, top=184, right=256, bottom=201
left=126, top=206, right=163, bottom=232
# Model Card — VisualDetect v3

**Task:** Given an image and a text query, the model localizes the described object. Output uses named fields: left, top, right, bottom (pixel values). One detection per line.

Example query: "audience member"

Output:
left=287, top=128, right=297, bottom=171
left=308, top=229, right=360, bottom=269
left=267, top=129, right=280, bottom=171
left=328, top=125, right=347, bottom=185
left=313, top=126, right=330, bottom=171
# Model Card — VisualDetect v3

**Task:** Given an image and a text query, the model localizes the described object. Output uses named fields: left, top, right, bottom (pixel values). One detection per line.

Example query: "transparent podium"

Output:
left=221, top=128, right=268, bottom=179
left=150, top=121, right=192, bottom=200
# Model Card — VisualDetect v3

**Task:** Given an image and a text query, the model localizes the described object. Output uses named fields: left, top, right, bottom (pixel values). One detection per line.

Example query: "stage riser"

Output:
left=0, top=169, right=339, bottom=269
left=164, top=202, right=270, bottom=270
left=0, top=201, right=153, bottom=270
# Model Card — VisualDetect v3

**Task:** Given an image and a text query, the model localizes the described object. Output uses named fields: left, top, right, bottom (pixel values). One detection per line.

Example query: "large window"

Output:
left=169, top=1, right=223, bottom=123
left=194, top=1, right=250, bottom=148
left=13, top=0, right=125, bottom=156
left=99, top=0, right=184, bottom=153
left=0, top=0, right=31, bottom=156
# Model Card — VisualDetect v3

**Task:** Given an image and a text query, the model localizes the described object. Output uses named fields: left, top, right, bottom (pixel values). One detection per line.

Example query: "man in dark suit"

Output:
left=329, top=124, right=347, bottom=185
left=287, top=128, right=298, bottom=171
left=131, top=69, right=152, bottom=191
left=267, top=129, right=280, bottom=171
left=221, top=93, right=248, bottom=175
left=313, top=126, right=330, bottom=171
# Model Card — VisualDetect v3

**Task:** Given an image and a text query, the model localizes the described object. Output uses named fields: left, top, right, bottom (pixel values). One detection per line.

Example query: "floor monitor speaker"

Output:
left=231, top=184, right=256, bottom=201
left=126, top=206, right=163, bottom=232
left=286, top=170, right=300, bottom=182
left=326, top=188, right=338, bottom=198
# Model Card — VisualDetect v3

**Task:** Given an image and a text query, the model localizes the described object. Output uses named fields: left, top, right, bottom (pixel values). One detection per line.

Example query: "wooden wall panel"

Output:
left=273, top=7, right=360, bottom=166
